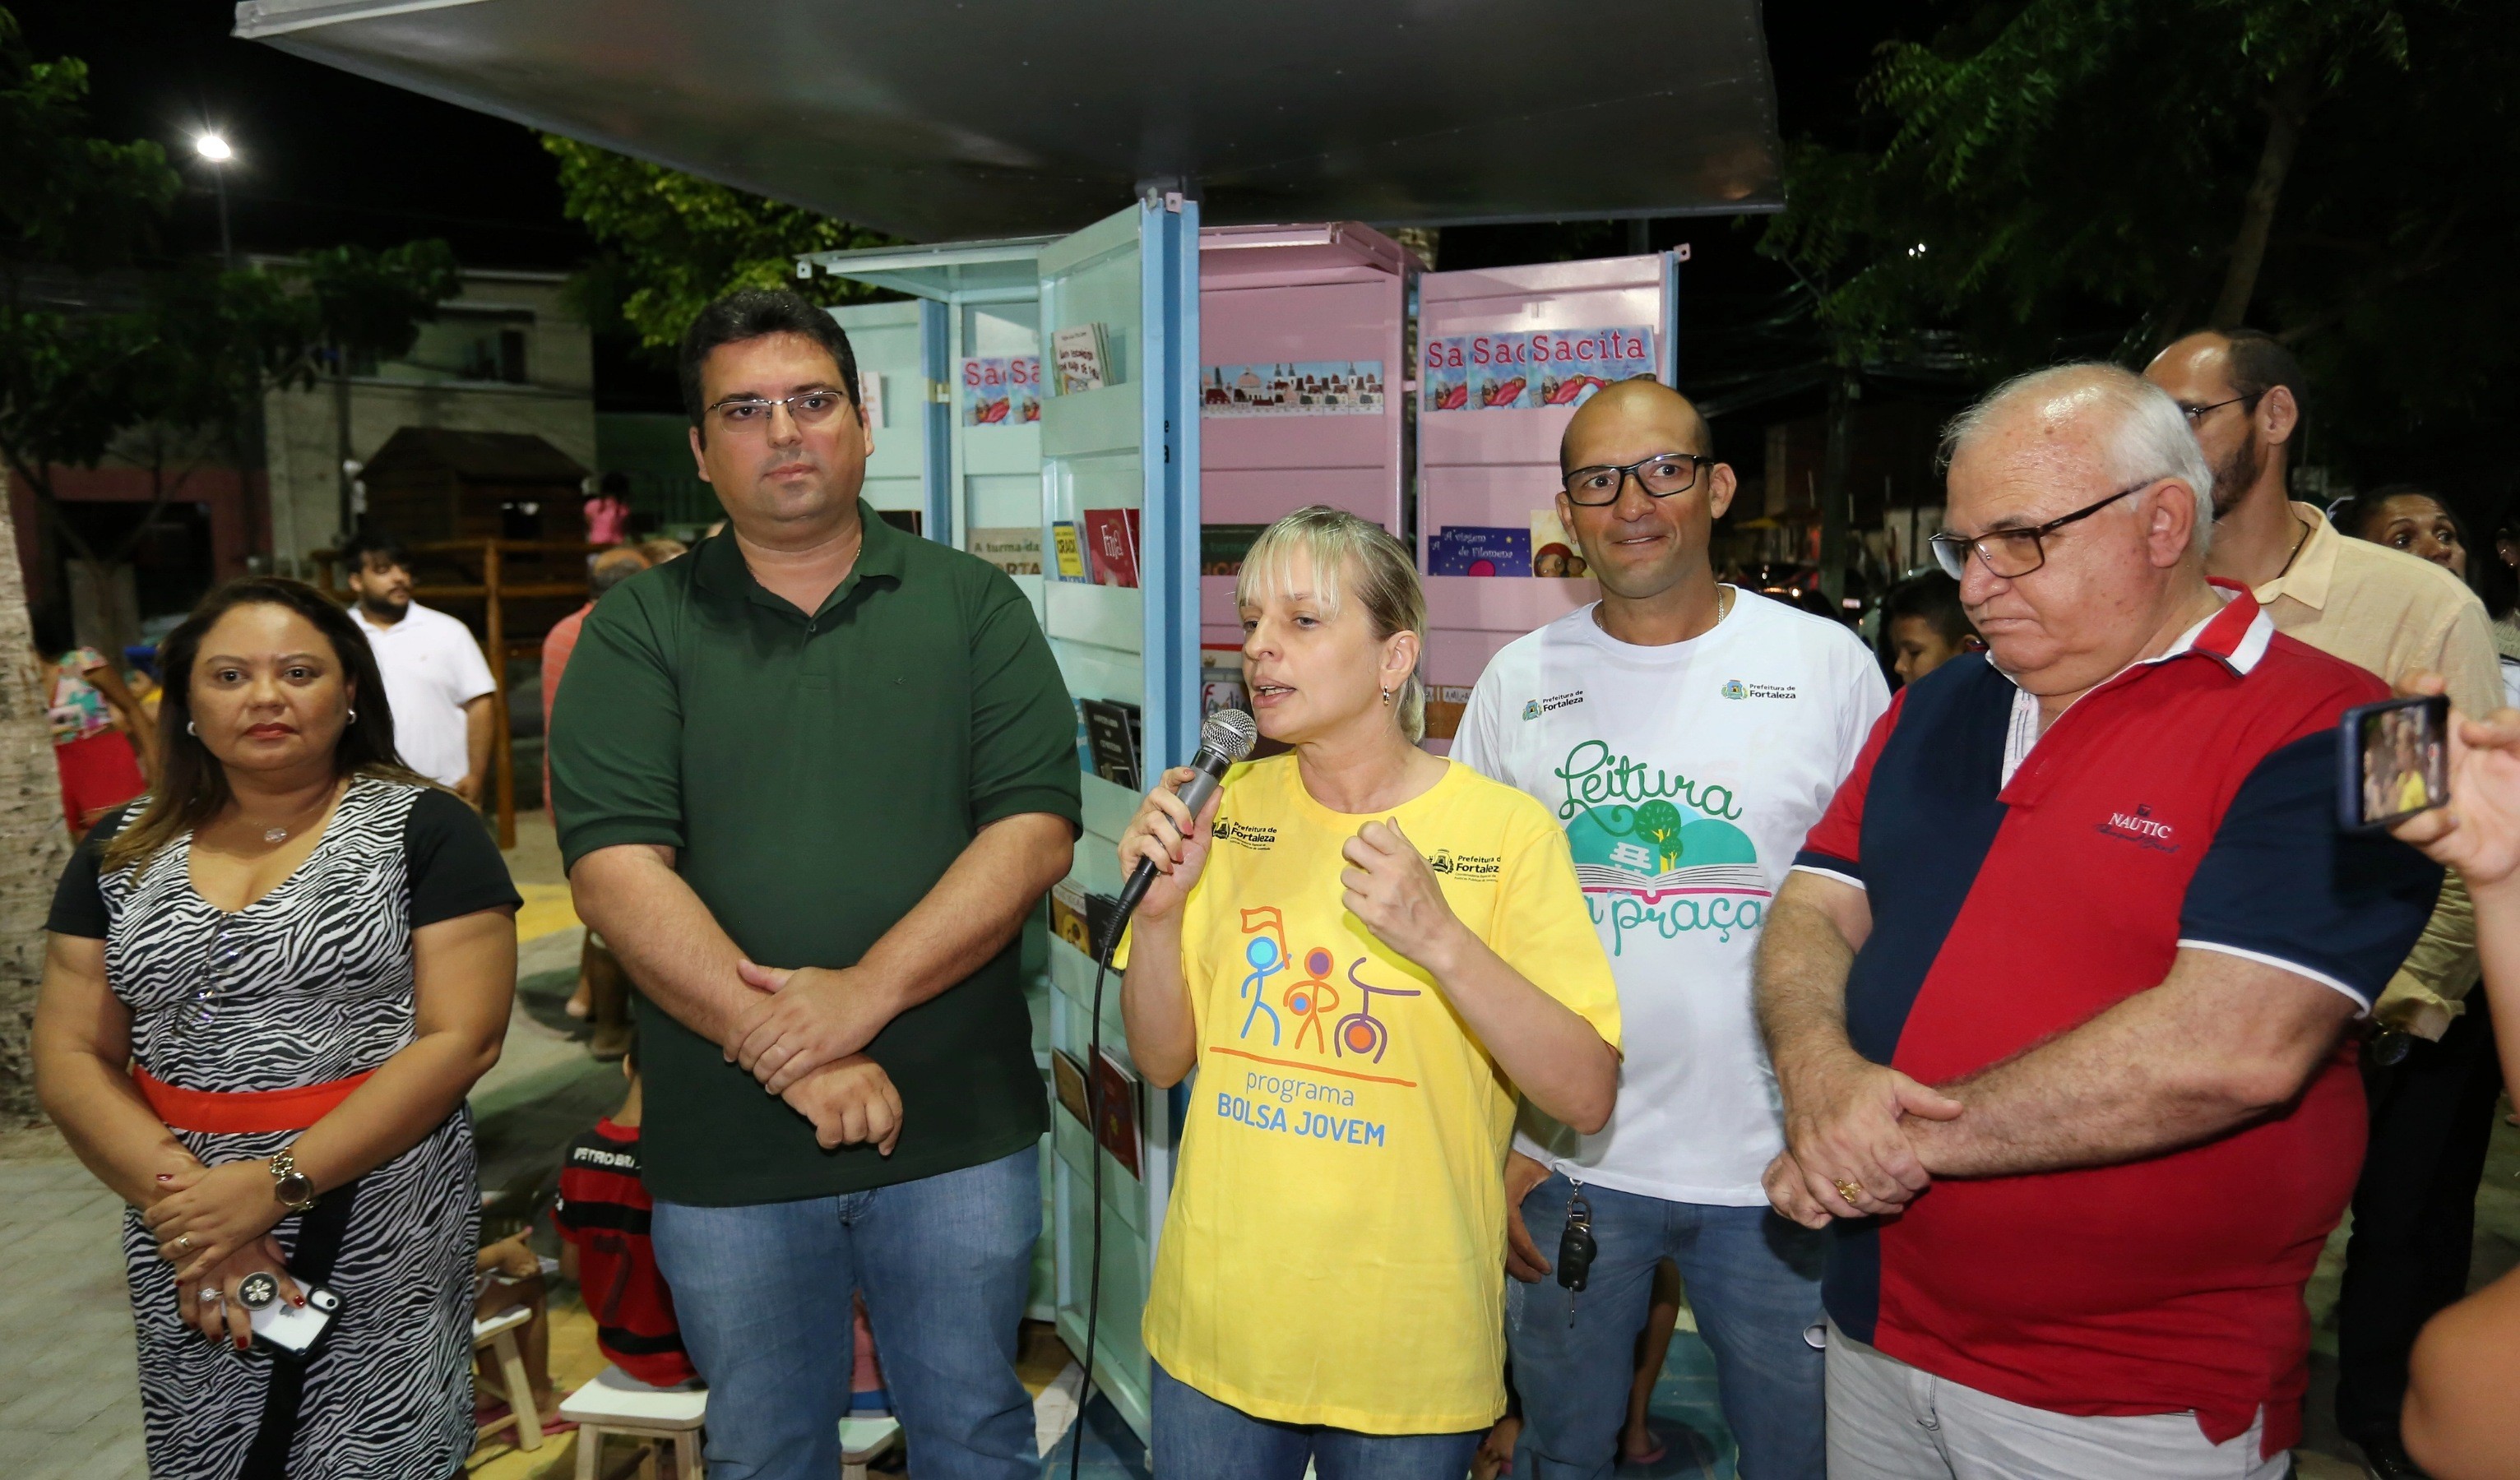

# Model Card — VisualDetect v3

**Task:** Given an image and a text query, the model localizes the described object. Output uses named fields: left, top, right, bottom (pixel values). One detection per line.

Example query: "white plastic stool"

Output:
left=840, top=1414, right=901, bottom=1479
left=470, top=1306, right=543, bottom=1453
left=558, top=1364, right=708, bottom=1480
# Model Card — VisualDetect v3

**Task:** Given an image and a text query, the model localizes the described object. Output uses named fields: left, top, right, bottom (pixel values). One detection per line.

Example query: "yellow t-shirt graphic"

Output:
left=1143, top=755, right=1621, bottom=1433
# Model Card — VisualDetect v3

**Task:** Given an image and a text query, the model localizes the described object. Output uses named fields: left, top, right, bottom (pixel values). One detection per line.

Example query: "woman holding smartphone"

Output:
left=1117, top=506, right=1621, bottom=1478
left=33, top=577, right=519, bottom=1479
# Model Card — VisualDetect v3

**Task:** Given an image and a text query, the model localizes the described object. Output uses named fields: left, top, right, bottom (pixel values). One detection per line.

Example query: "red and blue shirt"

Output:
left=1792, top=589, right=2440, bottom=1454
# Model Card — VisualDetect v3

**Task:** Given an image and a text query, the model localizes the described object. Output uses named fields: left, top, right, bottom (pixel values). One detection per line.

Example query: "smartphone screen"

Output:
left=2340, top=695, right=2452, bottom=831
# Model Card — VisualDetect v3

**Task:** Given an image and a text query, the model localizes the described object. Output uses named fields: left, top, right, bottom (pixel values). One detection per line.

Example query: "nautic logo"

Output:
left=1721, top=680, right=1748, bottom=700
left=2095, top=803, right=2180, bottom=853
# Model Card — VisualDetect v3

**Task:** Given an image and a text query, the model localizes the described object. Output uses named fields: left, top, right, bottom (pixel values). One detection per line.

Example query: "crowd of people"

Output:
left=25, top=280, right=2520, bottom=1480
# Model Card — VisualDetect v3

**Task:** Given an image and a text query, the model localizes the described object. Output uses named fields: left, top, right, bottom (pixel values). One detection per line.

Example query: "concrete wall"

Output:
left=263, top=270, right=596, bottom=572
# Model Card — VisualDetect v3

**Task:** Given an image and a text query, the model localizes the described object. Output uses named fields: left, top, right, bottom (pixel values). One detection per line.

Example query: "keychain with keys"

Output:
left=1557, top=1181, right=1598, bottom=1327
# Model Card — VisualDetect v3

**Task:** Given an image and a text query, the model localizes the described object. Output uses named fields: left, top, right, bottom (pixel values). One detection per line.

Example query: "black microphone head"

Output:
left=1199, top=708, right=1258, bottom=765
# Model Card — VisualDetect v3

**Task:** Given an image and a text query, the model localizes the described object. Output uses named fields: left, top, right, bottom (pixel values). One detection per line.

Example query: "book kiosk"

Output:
left=241, top=0, right=1780, bottom=1443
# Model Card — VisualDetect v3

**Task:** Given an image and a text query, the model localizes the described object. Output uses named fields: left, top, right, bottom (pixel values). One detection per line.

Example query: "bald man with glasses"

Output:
left=1763, top=363, right=2440, bottom=1479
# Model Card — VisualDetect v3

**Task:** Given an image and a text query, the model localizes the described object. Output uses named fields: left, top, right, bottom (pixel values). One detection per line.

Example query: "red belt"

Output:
left=132, top=1064, right=374, bottom=1134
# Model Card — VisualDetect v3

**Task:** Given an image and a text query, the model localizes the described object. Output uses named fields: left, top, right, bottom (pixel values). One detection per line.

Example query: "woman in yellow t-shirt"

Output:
left=1119, top=506, right=1622, bottom=1478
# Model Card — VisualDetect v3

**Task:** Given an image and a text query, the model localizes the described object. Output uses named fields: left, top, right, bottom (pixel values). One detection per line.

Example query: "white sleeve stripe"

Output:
left=1789, top=863, right=1868, bottom=892
left=2175, top=939, right=2372, bottom=1012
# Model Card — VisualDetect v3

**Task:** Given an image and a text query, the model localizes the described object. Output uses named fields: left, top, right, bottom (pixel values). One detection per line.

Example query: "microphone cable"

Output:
left=1069, top=927, right=1119, bottom=1480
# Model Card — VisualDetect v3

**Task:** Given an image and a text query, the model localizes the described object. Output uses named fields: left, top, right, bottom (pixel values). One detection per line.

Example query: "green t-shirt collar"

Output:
left=692, top=497, right=910, bottom=622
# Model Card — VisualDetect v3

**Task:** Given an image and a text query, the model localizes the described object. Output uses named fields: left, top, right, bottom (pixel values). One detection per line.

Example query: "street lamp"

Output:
left=193, top=131, right=234, bottom=269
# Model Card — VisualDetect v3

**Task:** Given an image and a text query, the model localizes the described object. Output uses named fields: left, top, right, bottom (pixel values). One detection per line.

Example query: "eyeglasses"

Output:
left=1561, top=452, right=1714, bottom=506
left=1928, top=479, right=2159, bottom=580
left=176, top=914, right=243, bottom=1038
left=2176, top=392, right=2261, bottom=426
left=706, top=388, right=852, bottom=432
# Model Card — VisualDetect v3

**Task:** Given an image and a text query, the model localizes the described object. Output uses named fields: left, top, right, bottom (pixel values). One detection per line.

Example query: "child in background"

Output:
left=1879, top=569, right=1980, bottom=687
left=554, top=1039, right=698, bottom=1389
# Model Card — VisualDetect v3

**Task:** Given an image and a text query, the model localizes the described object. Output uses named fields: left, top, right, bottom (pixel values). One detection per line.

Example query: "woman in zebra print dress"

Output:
left=34, top=577, right=520, bottom=1480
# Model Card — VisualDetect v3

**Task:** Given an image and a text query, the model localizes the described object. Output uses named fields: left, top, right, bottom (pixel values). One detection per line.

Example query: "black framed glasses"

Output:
left=706, top=387, right=852, bottom=432
left=2175, top=391, right=2262, bottom=426
left=1561, top=452, right=1713, bottom=506
left=1929, top=479, right=2157, bottom=580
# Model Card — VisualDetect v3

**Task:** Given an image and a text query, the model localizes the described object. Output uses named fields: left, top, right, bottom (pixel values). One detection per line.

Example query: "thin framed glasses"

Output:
left=706, top=387, right=852, bottom=432
left=2176, top=391, right=2261, bottom=426
left=176, top=913, right=244, bottom=1038
left=1561, top=452, right=1714, bottom=506
left=1929, top=479, right=2157, bottom=580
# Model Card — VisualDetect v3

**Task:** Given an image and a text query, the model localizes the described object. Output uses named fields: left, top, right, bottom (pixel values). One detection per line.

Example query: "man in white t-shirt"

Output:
left=345, top=529, right=498, bottom=798
left=1455, top=380, right=1887, bottom=1480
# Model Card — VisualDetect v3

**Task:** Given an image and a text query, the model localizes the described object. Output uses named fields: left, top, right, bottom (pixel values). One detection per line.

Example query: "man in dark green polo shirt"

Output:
left=551, top=289, right=1079, bottom=1480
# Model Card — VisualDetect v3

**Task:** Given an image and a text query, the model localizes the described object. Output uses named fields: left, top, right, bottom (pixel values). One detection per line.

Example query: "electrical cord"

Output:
left=1068, top=927, right=1119, bottom=1480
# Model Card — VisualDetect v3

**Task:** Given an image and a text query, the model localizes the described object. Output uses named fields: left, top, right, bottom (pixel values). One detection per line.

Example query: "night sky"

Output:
left=17, top=0, right=1935, bottom=412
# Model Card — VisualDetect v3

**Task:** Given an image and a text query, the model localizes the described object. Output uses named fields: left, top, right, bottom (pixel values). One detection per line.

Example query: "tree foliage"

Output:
left=543, top=136, right=894, bottom=350
left=0, top=8, right=461, bottom=563
left=1760, top=0, right=2518, bottom=489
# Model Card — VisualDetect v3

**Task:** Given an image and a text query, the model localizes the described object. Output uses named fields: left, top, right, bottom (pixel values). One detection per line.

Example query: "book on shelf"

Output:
left=1081, top=507, right=1142, bottom=589
left=1420, top=684, right=1475, bottom=742
left=1080, top=697, right=1143, bottom=790
left=1092, top=1051, right=1143, bottom=1178
left=1530, top=509, right=1590, bottom=579
left=1429, top=525, right=1531, bottom=576
left=1053, top=323, right=1110, bottom=395
left=1200, top=523, right=1269, bottom=576
left=966, top=526, right=1043, bottom=576
left=1049, top=520, right=1088, bottom=580
left=1070, top=701, right=1095, bottom=778
left=1201, top=645, right=1248, bottom=719
left=1050, top=1049, right=1091, bottom=1127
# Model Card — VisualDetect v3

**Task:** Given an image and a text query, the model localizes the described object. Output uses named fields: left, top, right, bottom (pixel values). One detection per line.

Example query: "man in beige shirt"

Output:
left=2150, top=329, right=2504, bottom=1480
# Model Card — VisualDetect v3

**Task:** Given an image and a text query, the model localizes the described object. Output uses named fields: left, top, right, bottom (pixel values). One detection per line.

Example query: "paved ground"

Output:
left=10, top=808, right=2518, bottom=1477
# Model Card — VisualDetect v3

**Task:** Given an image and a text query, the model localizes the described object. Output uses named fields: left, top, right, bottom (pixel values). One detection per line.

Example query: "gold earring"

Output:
left=1381, top=686, right=1392, bottom=704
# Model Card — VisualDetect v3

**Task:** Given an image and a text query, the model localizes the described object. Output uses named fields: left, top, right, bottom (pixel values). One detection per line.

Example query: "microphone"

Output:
left=1103, top=708, right=1258, bottom=958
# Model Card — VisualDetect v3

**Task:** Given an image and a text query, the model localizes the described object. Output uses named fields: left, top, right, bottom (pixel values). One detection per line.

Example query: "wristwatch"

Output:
left=268, top=1147, right=318, bottom=1214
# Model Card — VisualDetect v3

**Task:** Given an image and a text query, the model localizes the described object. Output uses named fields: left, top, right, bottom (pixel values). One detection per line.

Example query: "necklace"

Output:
left=249, top=783, right=340, bottom=846
left=2271, top=513, right=2315, bottom=583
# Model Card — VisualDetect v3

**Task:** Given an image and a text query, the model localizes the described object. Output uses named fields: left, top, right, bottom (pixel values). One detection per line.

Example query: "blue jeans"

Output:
left=649, top=1145, right=1040, bottom=1480
left=1506, top=1173, right=1826, bottom=1480
left=1151, top=1362, right=1485, bottom=1480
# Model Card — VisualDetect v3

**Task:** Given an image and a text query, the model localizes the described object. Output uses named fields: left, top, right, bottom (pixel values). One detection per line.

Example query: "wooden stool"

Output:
left=839, top=1414, right=901, bottom=1480
left=558, top=1364, right=708, bottom=1480
left=470, top=1306, right=543, bottom=1452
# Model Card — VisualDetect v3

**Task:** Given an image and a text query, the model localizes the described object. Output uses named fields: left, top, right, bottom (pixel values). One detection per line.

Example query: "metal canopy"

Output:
left=233, top=0, right=1784, bottom=243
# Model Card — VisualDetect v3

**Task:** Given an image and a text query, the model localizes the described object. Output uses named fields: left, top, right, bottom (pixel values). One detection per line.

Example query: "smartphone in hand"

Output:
left=2340, top=694, right=2452, bottom=832
left=240, top=1273, right=340, bottom=1357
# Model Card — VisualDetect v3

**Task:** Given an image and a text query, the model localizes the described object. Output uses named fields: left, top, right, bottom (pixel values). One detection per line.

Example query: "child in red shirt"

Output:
left=554, top=1048, right=697, bottom=1387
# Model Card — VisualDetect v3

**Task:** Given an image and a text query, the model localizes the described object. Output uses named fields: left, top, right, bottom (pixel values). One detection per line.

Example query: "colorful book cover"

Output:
left=1092, top=1051, right=1143, bottom=1178
left=961, top=355, right=1042, bottom=425
left=1082, top=507, right=1142, bottom=589
left=1421, top=326, right=1657, bottom=412
left=1531, top=510, right=1590, bottom=578
left=1200, top=360, right=1386, bottom=417
left=966, top=526, right=1043, bottom=576
left=1054, top=323, right=1109, bottom=395
left=1201, top=645, right=1249, bottom=720
left=1049, top=879, right=1093, bottom=955
left=1050, top=521, right=1088, bottom=580
left=1200, top=523, right=1269, bottom=576
left=1429, top=525, right=1532, bottom=576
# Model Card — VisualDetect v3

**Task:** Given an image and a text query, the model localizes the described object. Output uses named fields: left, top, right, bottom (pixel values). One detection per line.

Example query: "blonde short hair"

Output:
left=1235, top=505, right=1429, bottom=742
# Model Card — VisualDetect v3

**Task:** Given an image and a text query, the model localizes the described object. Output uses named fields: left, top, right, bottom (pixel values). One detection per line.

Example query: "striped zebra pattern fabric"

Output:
left=98, top=778, right=479, bottom=1479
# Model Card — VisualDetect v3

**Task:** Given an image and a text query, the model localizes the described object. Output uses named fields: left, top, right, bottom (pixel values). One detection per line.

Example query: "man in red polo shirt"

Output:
left=1757, top=363, right=2442, bottom=1478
